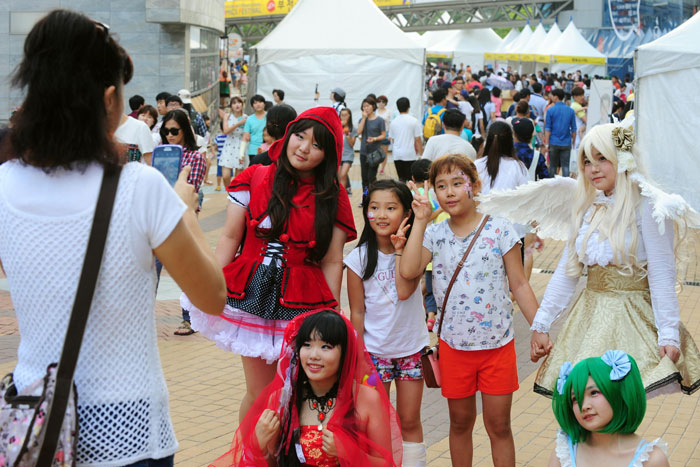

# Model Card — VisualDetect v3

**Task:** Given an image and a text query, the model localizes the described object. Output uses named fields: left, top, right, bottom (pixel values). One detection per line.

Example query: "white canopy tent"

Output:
left=635, top=13, right=700, bottom=211
left=504, top=24, right=533, bottom=70
left=486, top=28, right=519, bottom=69
left=547, top=21, right=606, bottom=76
left=252, top=0, right=425, bottom=121
left=534, top=23, right=562, bottom=71
left=429, top=28, right=502, bottom=70
left=517, top=23, right=548, bottom=74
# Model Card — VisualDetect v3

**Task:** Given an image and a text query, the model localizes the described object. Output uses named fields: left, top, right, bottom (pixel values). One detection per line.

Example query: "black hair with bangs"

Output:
left=263, top=118, right=339, bottom=262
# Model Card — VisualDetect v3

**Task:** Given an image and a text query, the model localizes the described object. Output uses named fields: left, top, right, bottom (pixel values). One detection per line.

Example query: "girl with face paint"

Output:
left=398, top=154, right=541, bottom=466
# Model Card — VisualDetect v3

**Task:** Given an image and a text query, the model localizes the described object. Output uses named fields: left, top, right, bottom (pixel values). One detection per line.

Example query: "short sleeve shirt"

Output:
left=243, top=113, right=267, bottom=155
left=422, top=216, right=520, bottom=350
left=359, top=116, right=386, bottom=155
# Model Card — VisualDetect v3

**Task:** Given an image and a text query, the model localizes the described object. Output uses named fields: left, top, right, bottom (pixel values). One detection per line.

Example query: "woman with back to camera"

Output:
left=0, top=9, right=226, bottom=466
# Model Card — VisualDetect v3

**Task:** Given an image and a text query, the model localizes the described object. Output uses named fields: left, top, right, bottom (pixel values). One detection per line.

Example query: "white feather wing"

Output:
left=630, top=173, right=700, bottom=234
left=476, top=176, right=577, bottom=241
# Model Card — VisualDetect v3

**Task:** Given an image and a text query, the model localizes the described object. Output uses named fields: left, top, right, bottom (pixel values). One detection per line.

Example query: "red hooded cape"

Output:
left=224, top=107, right=356, bottom=309
left=209, top=310, right=403, bottom=466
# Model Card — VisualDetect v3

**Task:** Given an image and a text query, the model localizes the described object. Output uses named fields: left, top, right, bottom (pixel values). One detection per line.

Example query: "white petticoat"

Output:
left=181, top=293, right=289, bottom=364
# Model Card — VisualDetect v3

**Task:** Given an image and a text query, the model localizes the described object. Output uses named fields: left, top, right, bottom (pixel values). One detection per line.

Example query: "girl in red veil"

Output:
left=210, top=309, right=402, bottom=466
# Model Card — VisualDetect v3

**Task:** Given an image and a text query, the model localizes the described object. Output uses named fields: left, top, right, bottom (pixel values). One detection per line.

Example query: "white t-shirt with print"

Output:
left=422, top=216, right=520, bottom=351
left=115, top=116, right=155, bottom=162
left=344, top=245, right=429, bottom=358
left=389, top=113, right=422, bottom=161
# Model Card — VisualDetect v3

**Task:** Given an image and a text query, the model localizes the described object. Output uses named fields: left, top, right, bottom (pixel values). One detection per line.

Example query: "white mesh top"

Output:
left=0, top=160, right=185, bottom=466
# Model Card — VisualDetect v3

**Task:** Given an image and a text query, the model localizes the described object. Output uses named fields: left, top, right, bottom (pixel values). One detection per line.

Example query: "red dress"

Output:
left=185, top=107, right=356, bottom=362
left=298, top=426, right=339, bottom=467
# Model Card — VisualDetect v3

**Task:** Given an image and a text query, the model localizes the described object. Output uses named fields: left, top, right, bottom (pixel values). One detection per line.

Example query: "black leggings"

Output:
left=360, top=153, right=379, bottom=198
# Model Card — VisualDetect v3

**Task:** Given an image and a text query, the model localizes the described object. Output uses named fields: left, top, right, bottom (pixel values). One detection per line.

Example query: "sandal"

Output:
left=215, top=186, right=222, bottom=191
left=426, top=318, right=436, bottom=332
left=174, top=320, right=196, bottom=336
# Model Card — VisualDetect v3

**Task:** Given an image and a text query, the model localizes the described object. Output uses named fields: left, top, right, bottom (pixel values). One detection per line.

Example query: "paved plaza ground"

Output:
left=1, top=160, right=699, bottom=466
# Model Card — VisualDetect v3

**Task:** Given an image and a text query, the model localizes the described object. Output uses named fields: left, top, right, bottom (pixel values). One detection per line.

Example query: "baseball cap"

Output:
left=511, top=117, right=535, bottom=142
left=440, top=81, right=452, bottom=89
left=331, top=87, right=346, bottom=100
left=460, top=89, right=470, bottom=99
left=177, top=89, right=192, bottom=104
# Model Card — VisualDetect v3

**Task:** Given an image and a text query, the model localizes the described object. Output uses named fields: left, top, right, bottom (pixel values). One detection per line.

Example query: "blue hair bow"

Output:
left=601, top=350, right=631, bottom=381
left=557, top=361, right=573, bottom=395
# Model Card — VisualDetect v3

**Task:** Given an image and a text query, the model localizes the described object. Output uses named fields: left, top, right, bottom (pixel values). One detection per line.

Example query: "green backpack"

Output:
left=423, top=107, right=446, bottom=140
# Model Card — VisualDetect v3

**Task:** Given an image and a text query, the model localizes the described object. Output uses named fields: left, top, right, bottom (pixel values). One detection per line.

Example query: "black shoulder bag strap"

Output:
left=37, top=165, right=122, bottom=464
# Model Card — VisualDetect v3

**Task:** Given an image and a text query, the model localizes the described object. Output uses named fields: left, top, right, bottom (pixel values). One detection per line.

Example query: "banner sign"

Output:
left=225, top=0, right=409, bottom=18
left=586, top=79, right=614, bottom=132
left=552, top=55, right=606, bottom=65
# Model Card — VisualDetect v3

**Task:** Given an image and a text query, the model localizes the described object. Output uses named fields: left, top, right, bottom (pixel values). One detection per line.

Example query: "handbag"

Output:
left=0, top=166, right=122, bottom=466
left=366, top=148, right=385, bottom=168
left=421, top=215, right=489, bottom=388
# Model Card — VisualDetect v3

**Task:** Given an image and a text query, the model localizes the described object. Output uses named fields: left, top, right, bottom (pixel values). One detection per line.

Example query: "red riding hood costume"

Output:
left=208, top=310, right=403, bottom=467
left=185, top=107, right=357, bottom=363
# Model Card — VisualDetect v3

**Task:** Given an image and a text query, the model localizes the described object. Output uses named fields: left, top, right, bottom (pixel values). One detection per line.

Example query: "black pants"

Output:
left=360, top=153, right=379, bottom=199
left=394, top=160, right=414, bottom=182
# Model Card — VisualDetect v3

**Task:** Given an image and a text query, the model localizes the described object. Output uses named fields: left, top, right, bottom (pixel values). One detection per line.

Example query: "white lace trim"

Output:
left=530, top=321, right=551, bottom=334
left=633, top=438, right=668, bottom=467
left=182, top=293, right=287, bottom=364
left=555, top=430, right=573, bottom=467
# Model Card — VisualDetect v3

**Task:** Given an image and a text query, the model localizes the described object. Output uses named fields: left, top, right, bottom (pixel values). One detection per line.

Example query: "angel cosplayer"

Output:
left=478, top=121, right=700, bottom=398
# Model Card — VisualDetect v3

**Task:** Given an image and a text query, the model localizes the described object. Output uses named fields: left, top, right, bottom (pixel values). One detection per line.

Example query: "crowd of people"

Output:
left=1, top=9, right=700, bottom=467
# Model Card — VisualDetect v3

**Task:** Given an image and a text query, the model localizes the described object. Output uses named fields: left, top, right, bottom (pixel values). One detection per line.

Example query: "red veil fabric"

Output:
left=209, top=310, right=403, bottom=466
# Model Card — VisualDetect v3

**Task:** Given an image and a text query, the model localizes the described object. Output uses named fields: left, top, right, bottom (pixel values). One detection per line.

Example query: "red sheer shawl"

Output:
left=209, top=310, right=402, bottom=466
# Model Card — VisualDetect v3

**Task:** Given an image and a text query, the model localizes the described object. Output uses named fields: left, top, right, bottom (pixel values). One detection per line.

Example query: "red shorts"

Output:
left=438, top=338, right=519, bottom=399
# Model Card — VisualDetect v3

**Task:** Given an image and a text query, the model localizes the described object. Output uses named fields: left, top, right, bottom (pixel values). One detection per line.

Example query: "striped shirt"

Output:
left=214, top=134, right=226, bottom=162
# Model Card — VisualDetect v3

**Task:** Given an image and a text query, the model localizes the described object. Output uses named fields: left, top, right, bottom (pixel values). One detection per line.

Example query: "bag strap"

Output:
left=435, top=215, right=489, bottom=345
left=37, top=166, right=122, bottom=464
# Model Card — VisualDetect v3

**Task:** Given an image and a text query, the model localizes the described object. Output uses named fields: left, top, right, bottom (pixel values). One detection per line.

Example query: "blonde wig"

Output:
left=565, top=124, right=644, bottom=277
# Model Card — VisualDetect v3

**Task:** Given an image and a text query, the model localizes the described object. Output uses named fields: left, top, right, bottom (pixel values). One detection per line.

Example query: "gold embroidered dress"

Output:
left=529, top=193, right=700, bottom=397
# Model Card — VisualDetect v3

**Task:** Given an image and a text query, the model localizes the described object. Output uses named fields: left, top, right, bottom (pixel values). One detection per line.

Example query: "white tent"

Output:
left=504, top=24, right=533, bottom=60
left=429, top=28, right=502, bottom=70
left=520, top=23, right=548, bottom=56
left=548, top=21, right=606, bottom=76
left=534, top=23, right=562, bottom=69
left=486, top=28, right=518, bottom=68
left=252, top=0, right=425, bottom=121
left=635, top=13, right=700, bottom=211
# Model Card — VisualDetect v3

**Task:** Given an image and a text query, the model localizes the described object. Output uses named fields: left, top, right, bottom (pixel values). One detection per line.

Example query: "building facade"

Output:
left=0, top=0, right=225, bottom=124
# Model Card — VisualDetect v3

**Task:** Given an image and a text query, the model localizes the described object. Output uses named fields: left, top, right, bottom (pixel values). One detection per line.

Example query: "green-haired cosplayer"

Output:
left=548, top=351, right=669, bottom=467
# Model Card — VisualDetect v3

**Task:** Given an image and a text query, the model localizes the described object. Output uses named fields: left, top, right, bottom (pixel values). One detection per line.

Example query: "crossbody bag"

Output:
left=421, top=215, right=489, bottom=388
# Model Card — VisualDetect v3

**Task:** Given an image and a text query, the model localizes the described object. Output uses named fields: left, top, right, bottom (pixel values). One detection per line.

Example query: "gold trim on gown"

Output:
left=534, top=265, right=700, bottom=397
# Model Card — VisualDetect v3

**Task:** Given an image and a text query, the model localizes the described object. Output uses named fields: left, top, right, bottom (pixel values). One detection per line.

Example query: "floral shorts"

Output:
left=370, top=351, right=423, bottom=383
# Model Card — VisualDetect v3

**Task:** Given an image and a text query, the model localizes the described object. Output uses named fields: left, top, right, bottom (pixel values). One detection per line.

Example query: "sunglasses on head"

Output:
left=163, top=128, right=181, bottom=136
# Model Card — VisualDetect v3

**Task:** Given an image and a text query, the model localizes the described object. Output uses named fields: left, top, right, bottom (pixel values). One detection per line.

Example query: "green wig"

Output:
left=552, top=353, right=646, bottom=444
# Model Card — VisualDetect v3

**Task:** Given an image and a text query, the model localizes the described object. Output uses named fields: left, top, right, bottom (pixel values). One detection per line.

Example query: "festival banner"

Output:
left=225, top=0, right=409, bottom=18
left=552, top=55, right=606, bottom=65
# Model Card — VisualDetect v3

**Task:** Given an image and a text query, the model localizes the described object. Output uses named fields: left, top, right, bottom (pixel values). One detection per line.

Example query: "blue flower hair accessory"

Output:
left=601, top=350, right=632, bottom=381
left=557, top=361, right=573, bottom=395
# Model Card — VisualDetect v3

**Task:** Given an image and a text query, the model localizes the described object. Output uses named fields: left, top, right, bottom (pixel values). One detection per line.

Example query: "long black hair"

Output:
left=483, top=121, right=522, bottom=187
left=5, top=9, right=133, bottom=172
left=263, top=119, right=339, bottom=262
left=160, top=110, right=198, bottom=151
left=357, top=180, right=414, bottom=280
left=280, top=310, right=347, bottom=467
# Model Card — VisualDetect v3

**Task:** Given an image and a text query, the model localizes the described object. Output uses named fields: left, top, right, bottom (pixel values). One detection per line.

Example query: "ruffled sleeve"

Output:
left=335, top=187, right=357, bottom=242
left=554, top=430, right=574, bottom=467
left=639, top=197, right=681, bottom=347
left=631, top=438, right=668, bottom=467
left=530, top=243, right=580, bottom=334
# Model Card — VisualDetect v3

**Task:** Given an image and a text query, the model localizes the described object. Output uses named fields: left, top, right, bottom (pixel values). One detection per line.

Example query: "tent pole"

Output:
left=245, top=49, right=258, bottom=114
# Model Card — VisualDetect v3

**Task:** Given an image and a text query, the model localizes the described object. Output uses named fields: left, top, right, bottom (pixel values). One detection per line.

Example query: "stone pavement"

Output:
left=1, top=158, right=699, bottom=465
